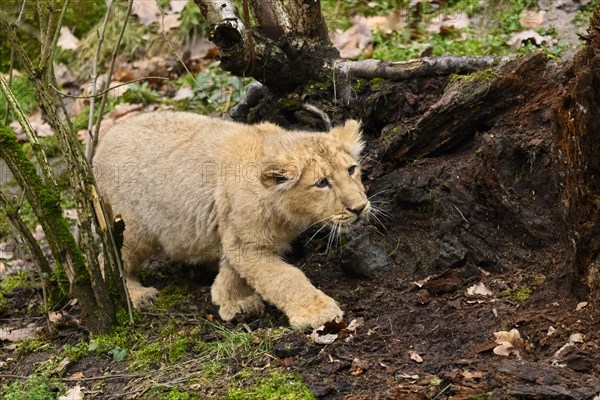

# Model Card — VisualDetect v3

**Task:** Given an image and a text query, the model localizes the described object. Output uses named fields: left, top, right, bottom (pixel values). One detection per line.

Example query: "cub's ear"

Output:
left=260, top=162, right=300, bottom=189
left=330, top=120, right=364, bottom=159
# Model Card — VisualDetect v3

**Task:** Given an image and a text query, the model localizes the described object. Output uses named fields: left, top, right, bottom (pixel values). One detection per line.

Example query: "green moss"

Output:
left=2, top=373, right=66, bottom=400
left=503, top=286, right=532, bottom=302
left=226, top=370, right=315, bottom=400
left=0, top=124, right=84, bottom=295
left=0, top=214, right=10, bottom=239
left=16, top=337, right=52, bottom=355
left=0, top=271, right=30, bottom=306
left=449, top=68, right=496, bottom=87
left=279, top=96, right=302, bottom=110
left=154, top=286, right=189, bottom=310
left=303, top=80, right=332, bottom=97
left=468, top=393, right=492, bottom=400
left=369, top=77, right=386, bottom=91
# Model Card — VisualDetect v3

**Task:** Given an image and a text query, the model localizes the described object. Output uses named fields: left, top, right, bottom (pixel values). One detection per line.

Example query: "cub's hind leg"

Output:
left=211, top=260, right=264, bottom=321
left=122, top=222, right=159, bottom=308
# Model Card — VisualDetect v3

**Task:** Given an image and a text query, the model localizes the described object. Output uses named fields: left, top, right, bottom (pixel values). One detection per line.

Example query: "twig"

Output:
left=62, top=373, right=143, bottom=382
left=0, top=190, right=52, bottom=278
left=90, top=0, right=134, bottom=161
left=50, top=77, right=169, bottom=99
left=3, top=0, right=27, bottom=125
left=85, top=0, right=114, bottom=161
left=452, top=204, right=468, bottom=222
left=301, top=103, right=332, bottom=131
left=43, top=0, right=70, bottom=81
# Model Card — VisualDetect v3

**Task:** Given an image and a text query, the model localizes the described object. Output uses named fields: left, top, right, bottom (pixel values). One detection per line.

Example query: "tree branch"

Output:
left=338, top=56, right=511, bottom=81
left=0, top=190, right=53, bottom=281
left=0, top=74, right=58, bottom=195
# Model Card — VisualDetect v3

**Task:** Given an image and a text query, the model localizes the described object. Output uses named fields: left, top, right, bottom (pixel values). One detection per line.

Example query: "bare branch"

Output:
left=85, top=0, right=114, bottom=161
left=0, top=190, right=53, bottom=279
left=338, top=56, right=511, bottom=81
left=90, top=0, right=134, bottom=161
left=3, top=0, right=27, bottom=126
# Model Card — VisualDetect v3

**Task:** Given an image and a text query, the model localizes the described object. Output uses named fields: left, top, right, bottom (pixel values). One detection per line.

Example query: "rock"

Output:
left=341, top=231, right=391, bottom=278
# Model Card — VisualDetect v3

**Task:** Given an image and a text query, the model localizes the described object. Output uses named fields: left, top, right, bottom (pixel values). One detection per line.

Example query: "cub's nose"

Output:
left=347, top=204, right=367, bottom=216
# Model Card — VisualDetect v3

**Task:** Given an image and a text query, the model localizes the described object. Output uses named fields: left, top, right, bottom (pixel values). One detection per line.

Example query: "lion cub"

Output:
left=94, top=111, right=370, bottom=329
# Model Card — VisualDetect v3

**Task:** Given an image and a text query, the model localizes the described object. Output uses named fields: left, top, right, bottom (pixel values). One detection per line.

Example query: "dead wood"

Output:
left=195, top=1, right=505, bottom=92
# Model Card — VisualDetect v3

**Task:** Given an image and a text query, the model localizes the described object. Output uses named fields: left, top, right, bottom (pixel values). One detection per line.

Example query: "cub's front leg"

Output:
left=221, top=237, right=343, bottom=329
left=211, top=260, right=265, bottom=320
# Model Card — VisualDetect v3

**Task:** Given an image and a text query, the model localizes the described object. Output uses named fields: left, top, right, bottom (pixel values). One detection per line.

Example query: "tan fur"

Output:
left=94, top=111, right=370, bottom=329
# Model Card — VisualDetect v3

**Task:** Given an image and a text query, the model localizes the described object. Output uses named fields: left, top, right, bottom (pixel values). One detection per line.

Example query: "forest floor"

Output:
left=2, top=1, right=600, bottom=399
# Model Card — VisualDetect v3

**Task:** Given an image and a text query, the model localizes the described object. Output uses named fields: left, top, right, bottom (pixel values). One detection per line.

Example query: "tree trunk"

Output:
left=198, top=2, right=600, bottom=299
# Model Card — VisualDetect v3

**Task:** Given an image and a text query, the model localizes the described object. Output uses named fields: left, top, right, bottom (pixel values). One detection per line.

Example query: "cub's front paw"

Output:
left=217, top=294, right=265, bottom=321
left=288, top=293, right=344, bottom=330
left=128, top=285, right=159, bottom=309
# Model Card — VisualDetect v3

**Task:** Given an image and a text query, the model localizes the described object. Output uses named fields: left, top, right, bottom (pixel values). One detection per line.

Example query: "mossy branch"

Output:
left=0, top=124, right=93, bottom=307
left=0, top=74, right=58, bottom=195
left=0, top=190, right=54, bottom=287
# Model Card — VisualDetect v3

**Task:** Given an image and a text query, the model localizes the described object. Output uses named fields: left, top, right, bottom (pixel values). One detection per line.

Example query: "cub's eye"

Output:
left=315, top=178, right=330, bottom=188
left=348, top=165, right=357, bottom=176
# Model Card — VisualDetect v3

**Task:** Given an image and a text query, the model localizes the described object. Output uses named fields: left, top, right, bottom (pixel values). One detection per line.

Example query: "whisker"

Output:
left=305, top=222, right=330, bottom=246
left=300, top=216, right=334, bottom=234
left=372, top=210, right=393, bottom=222
left=368, top=188, right=392, bottom=200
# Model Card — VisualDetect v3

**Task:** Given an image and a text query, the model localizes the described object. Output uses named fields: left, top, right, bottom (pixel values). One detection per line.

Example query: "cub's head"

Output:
left=260, top=120, right=370, bottom=232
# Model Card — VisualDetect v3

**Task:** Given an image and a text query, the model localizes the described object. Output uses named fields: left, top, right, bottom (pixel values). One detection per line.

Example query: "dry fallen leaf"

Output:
left=68, top=372, right=84, bottom=379
left=158, top=14, right=182, bottom=33
left=0, top=325, right=38, bottom=342
left=409, top=350, right=423, bottom=363
left=132, top=1, right=161, bottom=25
left=493, top=328, right=522, bottom=358
left=57, top=27, right=78, bottom=50
left=569, top=333, right=584, bottom=343
left=350, top=357, right=368, bottom=376
left=311, top=331, right=338, bottom=345
left=282, top=356, right=294, bottom=367
left=0, top=242, right=15, bottom=260
left=576, top=302, right=588, bottom=311
left=520, top=9, right=545, bottom=28
left=29, top=109, right=54, bottom=137
left=507, top=30, right=549, bottom=48
left=173, top=86, right=194, bottom=100
left=463, top=370, right=484, bottom=380
left=48, top=311, right=63, bottom=323
left=58, top=384, right=83, bottom=400
left=466, top=282, right=493, bottom=297
left=169, top=0, right=188, bottom=14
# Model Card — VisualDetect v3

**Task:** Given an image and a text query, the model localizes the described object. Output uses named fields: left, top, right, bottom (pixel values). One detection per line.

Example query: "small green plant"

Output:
left=2, top=373, right=65, bottom=400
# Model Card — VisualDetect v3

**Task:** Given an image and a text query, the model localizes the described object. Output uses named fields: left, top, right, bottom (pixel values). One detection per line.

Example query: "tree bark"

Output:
left=554, top=11, right=600, bottom=296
